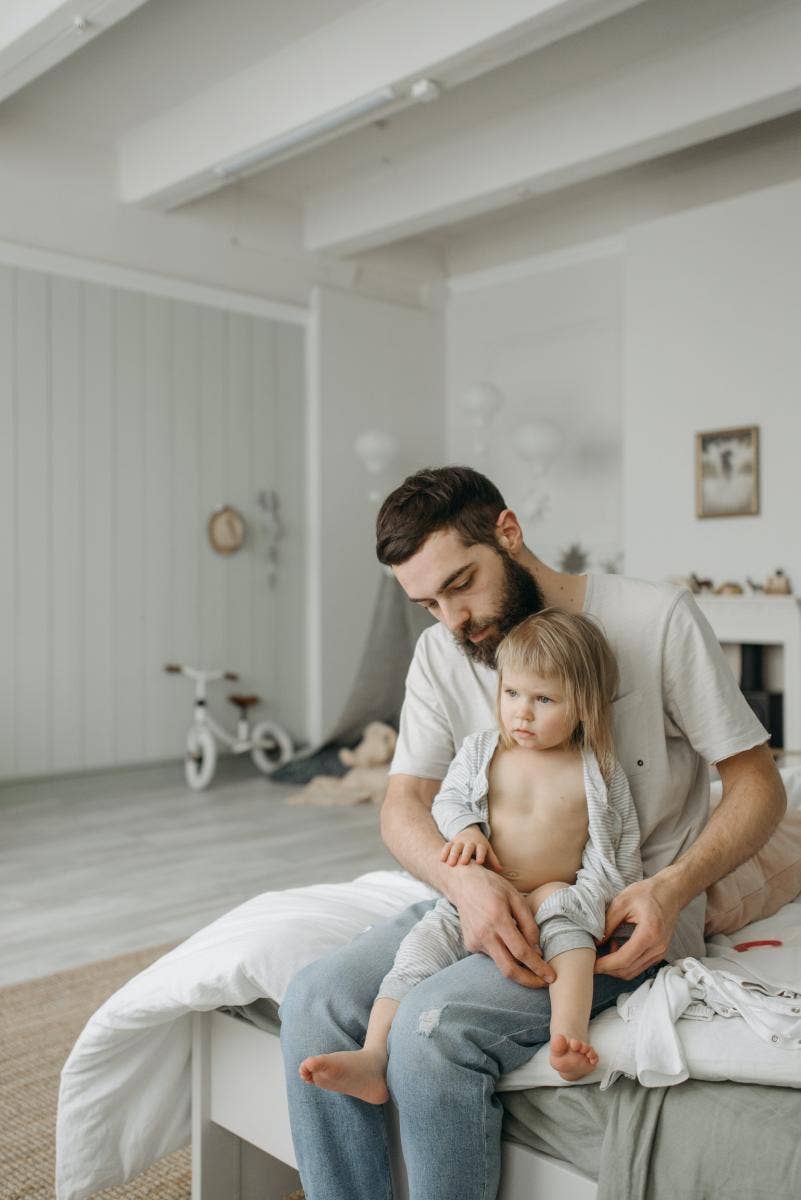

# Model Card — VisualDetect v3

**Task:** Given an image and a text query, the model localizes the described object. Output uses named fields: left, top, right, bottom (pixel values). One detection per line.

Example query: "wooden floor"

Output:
left=0, top=757, right=396, bottom=985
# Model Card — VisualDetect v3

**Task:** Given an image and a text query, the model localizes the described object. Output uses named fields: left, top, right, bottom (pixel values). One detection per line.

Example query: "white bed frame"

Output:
left=191, top=1010, right=598, bottom=1200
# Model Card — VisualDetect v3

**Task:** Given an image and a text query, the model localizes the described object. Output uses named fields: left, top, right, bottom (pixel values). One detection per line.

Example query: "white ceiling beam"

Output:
left=0, top=0, right=151, bottom=105
left=117, top=0, right=645, bottom=210
left=305, top=1, right=801, bottom=255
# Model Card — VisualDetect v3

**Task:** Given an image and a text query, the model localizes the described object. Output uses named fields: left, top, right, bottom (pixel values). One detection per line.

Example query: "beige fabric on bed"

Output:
left=705, top=769, right=801, bottom=935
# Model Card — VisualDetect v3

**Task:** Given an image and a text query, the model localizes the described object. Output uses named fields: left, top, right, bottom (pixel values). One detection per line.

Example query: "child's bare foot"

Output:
left=298, top=1049, right=389, bottom=1105
left=549, top=1033, right=599, bottom=1081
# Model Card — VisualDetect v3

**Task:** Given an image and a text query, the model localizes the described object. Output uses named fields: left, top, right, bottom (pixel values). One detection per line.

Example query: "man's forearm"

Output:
left=658, top=744, right=786, bottom=909
left=380, top=779, right=460, bottom=897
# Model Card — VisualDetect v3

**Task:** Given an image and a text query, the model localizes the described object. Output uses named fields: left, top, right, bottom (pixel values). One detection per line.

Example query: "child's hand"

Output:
left=441, top=830, right=505, bottom=874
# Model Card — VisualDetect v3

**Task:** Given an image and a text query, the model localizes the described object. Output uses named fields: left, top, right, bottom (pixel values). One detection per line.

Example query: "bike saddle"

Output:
left=227, top=693, right=261, bottom=709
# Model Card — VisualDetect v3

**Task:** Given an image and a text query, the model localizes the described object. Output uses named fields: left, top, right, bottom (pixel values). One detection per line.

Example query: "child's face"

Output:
left=499, top=667, right=575, bottom=751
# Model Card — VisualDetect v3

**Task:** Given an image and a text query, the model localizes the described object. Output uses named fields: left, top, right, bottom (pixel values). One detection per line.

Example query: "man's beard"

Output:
left=453, top=550, right=545, bottom=667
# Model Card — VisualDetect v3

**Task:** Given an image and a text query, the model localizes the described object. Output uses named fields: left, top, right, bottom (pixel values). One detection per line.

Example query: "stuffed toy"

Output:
left=764, top=569, right=792, bottom=595
left=287, top=721, right=397, bottom=807
left=338, top=721, right=397, bottom=768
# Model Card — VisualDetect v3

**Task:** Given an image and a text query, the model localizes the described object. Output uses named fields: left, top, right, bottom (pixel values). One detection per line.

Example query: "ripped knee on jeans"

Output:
left=417, top=1007, right=442, bottom=1036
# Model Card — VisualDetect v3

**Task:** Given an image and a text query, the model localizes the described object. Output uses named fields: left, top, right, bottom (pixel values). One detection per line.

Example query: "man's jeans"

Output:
left=280, top=898, right=658, bottom=1200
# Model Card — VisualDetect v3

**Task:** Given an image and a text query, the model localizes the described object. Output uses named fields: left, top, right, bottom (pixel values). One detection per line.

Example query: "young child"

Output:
left=299, top=608, right=642, bottom=1101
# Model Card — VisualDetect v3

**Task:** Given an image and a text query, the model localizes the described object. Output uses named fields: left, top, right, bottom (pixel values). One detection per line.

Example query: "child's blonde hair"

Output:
left=494, top=608, right=619, bottom=780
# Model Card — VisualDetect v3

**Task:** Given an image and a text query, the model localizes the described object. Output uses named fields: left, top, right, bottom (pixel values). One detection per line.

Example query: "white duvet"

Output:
left=56, top=871, right=801, bottom=1200
left=56, top=870, right=438, bottom=1200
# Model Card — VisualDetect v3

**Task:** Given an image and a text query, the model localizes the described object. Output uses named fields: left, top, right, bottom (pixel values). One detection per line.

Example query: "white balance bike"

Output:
left=164, top=663, right=293, bottom=791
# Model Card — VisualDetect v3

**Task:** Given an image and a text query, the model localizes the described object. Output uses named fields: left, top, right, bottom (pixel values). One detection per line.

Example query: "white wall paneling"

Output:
left=83, top=282, right=115, bottom=767
left=272, top=322, right=307, bottom=741
left=226, top=315, right=255, bottom=714
left=144, top=295, right=173, bottom=762
left=0, top=265, right=15, bottom=773
left=304, top=303, right=323, bottom=745
left=115, top=289, right=147, bottom=765
left=51, top=275, right=84, bottom=771
left=16, top=269, right=50, bottom=776
left=0, top=262, right=306, bottom=781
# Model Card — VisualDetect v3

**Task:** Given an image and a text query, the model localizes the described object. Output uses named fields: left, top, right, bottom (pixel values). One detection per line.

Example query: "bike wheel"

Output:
left=185, top=726, right=217, bottom=790
left=251, top=719, right=293, bottom=775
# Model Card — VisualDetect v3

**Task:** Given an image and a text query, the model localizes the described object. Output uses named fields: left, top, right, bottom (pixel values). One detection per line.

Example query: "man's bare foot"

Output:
left=298, top=1049, right=389, bottom=1105
left=549, top=1033, right=599, bottom=1081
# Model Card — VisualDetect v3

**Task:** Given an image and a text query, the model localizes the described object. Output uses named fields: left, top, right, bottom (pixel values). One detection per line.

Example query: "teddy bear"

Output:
left=287, top=721, right=398, bottom=807
left=338, top=721, right=397, bottom=768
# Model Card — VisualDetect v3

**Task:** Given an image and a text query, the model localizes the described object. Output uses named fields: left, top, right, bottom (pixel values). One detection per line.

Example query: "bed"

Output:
left=192, top=960, right=801, bottom=1200
left=57, top=769, right=801, bottom=1200
left=190, top=1007, right=600, bottom=1200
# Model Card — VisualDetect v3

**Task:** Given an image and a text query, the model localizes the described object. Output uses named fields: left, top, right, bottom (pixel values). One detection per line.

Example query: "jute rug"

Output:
left=0, top=945, right=306, bottom=1200
left=0, top=944, right=191, bottom=1200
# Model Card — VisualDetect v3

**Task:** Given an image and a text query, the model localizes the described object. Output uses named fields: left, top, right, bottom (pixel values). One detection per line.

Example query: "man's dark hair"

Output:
left=376, top=466, right=507, bottom=566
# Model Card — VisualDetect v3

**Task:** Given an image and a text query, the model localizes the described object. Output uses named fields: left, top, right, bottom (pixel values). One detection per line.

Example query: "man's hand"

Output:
left=440, top=825, right=505, bottom=873
left=594, top=875, right=681, bottom=979
left=445, top=862, right=555, bottom=988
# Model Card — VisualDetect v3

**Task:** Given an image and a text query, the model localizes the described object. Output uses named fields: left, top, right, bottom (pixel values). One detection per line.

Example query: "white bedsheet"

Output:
left=56, top=873, right=801, bottom=1200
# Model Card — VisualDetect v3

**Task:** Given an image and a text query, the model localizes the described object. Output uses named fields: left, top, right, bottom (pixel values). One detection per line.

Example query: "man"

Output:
left=280, top=466, right=785, bottom=1200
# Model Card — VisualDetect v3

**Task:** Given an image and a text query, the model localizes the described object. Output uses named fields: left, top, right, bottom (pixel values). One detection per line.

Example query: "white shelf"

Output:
left=695, top=595, right=801, bottom=752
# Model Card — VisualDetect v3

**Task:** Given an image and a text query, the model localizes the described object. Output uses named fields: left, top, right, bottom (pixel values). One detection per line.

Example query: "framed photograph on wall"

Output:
left=695, top=425, right=760, bottom=519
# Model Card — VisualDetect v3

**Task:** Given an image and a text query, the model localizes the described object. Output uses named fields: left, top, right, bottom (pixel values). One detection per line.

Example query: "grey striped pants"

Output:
left=378, top=894, right=597, bottom=1003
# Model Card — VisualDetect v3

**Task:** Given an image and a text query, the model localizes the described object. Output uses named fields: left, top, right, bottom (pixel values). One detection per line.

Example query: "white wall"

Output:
left=447, top=249, right=624, bottom=572
left=0, top=260, right=306, bottom=780
left=445, top=112, right=801, bottom=593
left=308, top=285, right=444, bottom=743
left=624, top=176, right=801, bottom=588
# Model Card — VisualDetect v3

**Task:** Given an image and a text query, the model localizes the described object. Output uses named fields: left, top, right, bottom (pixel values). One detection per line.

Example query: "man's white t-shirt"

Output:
left=389, top=573, right=769, bottom=961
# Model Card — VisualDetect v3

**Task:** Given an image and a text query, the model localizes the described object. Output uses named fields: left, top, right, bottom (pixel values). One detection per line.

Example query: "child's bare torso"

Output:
left=487, top=745, right=588, bottom=894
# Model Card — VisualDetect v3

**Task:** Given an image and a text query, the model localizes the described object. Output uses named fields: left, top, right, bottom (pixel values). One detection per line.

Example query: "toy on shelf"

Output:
left=747, top=569, right=792, bottom=595
left=764, top=569, right=792, bottom=595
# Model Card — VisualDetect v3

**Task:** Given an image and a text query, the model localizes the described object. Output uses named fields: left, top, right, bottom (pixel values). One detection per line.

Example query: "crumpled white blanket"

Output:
left=600, top=907, right=801, bottom=1090
left=56, top=869, right=437, bottom=1200
left=56, top=871, right=801, bottom=1199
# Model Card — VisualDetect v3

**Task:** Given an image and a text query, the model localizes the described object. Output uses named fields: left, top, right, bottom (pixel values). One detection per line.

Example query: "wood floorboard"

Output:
left=0, top=757, right=397, bottom=985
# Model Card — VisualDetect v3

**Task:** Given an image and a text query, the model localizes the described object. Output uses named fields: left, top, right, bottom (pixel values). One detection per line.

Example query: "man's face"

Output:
left=393, top=528, right=544, bottom=667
